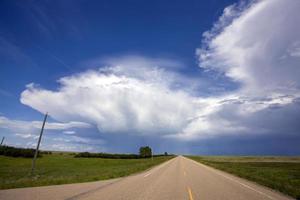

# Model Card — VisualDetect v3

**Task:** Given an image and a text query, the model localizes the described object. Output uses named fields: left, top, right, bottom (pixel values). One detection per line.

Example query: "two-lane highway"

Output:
left=0, top=156, right=294, bottom=200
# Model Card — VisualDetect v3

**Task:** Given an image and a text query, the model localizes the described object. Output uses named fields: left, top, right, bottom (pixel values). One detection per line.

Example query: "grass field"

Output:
left=187, top=156, right=300, bottom=199
left=0, top=154, right=173, bottom=189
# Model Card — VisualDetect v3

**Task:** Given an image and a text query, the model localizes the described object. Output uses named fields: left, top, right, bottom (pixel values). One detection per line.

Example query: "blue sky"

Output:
left=1, top=0, right=300, bottom=155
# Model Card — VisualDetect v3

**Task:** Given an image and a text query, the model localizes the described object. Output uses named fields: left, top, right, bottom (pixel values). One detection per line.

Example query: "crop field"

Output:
left=0, top=154, right=173, bottom=189
left=187, top=156, right=300, bottom=199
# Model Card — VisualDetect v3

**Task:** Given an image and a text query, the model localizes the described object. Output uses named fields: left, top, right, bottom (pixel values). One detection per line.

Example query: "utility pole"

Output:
left=151, top=149, right=153, bottom=162
left=31, top=113, right=48, bottom=175
left=0, top=137, right=4, bottom=145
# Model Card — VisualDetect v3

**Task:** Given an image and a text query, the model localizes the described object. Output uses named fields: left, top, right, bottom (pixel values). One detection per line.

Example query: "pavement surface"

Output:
left=0, top=156, right=294, bottom=200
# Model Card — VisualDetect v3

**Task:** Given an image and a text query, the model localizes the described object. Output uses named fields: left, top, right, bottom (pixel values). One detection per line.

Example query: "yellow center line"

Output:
left=187, top=187, right=194, bottom=200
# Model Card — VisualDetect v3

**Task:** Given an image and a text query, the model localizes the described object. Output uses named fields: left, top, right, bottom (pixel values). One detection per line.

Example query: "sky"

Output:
left=0, top=0, right=300, bottom=155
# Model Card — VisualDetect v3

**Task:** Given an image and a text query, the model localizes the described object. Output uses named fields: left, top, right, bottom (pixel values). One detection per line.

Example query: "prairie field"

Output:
left=0, top=154, right=173, bottom=189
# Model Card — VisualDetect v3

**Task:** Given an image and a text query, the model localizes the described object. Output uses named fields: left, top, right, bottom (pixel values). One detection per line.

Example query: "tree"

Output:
left=139, top=146, right=152, bottom=158
left=164, top=152, right=168, bottom=156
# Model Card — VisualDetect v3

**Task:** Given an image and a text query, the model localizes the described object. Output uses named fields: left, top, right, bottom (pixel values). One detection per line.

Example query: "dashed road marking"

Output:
left=187, top=187, right=194, bottom=200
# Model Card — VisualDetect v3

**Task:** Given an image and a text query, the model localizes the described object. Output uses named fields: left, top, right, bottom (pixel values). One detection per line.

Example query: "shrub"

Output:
left=139, top=146, right=152, bottom=158
left=41, top=151, right=52, bottom=155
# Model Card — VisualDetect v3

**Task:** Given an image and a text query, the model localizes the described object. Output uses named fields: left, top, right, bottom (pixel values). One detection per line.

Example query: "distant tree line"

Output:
left=75, top=146, right=173, bottom=159
left=153, top=154, right=171, bottom=157
left=0, top=145, right=172, bottom=159
left=75, top=152, right=141, bottom=159
left=0, top=145, right=40, bottom=158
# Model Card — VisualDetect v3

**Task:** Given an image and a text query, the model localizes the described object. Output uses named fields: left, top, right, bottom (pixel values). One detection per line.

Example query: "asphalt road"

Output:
left=0, top=156, right=294, bottom=200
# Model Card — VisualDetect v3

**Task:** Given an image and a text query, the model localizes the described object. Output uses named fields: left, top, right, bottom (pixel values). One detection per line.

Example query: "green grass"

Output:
left=0, top=154, right=173, bottom=189
left=187, top=156, right=300, bottom=199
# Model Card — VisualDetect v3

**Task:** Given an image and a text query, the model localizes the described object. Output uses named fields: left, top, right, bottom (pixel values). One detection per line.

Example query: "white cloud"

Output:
left=287, top=41, right=300, bottom=58
left=197, top=0, right=300, bottom=95
left=63, top=130, right=76, bottom=135
left=84, top=55, right=209, bottom=95
left=53, top=135, right=104, bottom=145
left=21, top=61, right=198, bottom=136
left=18, top=0, right=300, bottom=143
left=44, top=143, right=103, bottom=152
left=15, top=133, right=39, bottom=139
left=183, top=0, right=300, bottom=140
left=174, top=94, right=300, bottom=140
left=0, top=116, right=91, bottom=136
left=23, top=140, right=104, bottom=152
left=0, top=116, right=102, bottom=151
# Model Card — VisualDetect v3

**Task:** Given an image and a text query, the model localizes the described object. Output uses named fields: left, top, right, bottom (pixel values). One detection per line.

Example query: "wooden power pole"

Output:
left=0, top=137, right=4, bottom=145
left=31, top=113, right=48, bottom=175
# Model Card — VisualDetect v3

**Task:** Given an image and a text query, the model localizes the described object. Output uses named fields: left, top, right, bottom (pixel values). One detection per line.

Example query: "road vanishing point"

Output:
left=0, top=156, right=294, bottom=200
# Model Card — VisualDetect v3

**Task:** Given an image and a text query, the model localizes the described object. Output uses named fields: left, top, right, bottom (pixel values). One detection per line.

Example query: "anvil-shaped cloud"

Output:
left=14, top=0, right=300, bottom=147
